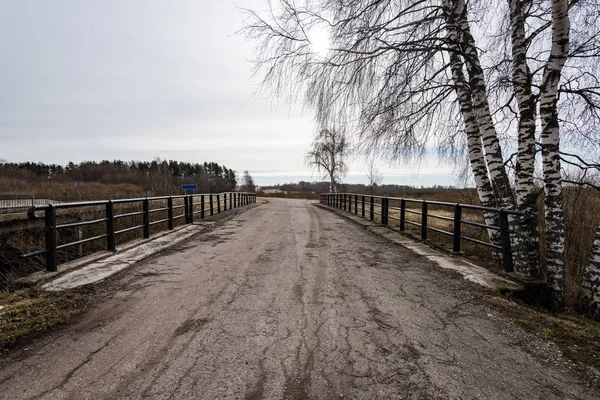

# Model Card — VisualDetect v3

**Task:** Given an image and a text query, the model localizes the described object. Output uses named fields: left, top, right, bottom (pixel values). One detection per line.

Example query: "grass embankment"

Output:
left=0, top=288, right=92, bottom=352
left=479, top=293, right=600, bottom=377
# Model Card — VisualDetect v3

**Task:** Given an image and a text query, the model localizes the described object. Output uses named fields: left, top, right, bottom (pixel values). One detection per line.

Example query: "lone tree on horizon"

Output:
left=241, top=170, right=256, bottom=193
left=305, top=129, right=349, bottom=193
left=366, top=158, right=383, bottom=195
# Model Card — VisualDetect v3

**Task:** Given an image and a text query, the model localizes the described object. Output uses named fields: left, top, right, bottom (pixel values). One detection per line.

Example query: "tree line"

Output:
left=0, top=159, right=238, bottom=194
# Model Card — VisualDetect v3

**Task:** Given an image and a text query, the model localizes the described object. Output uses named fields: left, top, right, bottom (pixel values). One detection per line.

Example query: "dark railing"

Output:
left=0, top=193, right=154, bottom=213
left=320, top=193, right=523, bottom=272
left=21, top=192, right=257, bottom=272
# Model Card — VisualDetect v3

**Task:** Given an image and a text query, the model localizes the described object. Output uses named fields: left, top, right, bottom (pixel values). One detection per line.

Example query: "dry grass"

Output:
left=478, top=294, right=600, bottom=377
left=0, top=176, right=144, bottom=198
left=0, top=288, right=92, bottom=352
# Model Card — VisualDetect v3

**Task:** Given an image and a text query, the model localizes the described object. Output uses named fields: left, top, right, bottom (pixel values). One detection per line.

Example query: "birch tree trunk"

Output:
left=442, top=0, right=499, bottom=238
left=581, top=225, right=600, bottom=320
left=330, top=152, right=336, bottom=193
left=453, top=0, right=514, bottom=209
left=539, top=0, right=570, bottom=310
left=507, top=0, right=541, bottom=277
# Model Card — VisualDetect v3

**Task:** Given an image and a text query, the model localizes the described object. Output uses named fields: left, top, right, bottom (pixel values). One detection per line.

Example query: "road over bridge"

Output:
left=0, top=198, right=594, bottom=399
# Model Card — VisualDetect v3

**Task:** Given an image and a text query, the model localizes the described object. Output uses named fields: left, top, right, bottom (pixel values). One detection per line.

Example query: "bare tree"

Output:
left=305, top=128, right=349, bottom=193
left=242, top=0, right=600, bottom=311
left=365, top=158, right=383, bottom=195
left=241, top=170, right=256, bottom=193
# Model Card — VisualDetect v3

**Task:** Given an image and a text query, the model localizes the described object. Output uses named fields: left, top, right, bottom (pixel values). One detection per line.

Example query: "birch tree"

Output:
left=305, top=128, right=349, bottom=193
left=242, top=0, right=600, bottom=311
left=365, top=158, right=383, bottom=195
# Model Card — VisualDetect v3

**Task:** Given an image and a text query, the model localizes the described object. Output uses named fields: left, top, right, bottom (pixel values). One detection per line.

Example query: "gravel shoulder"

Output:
left=0, top=198, right=596, bottom=399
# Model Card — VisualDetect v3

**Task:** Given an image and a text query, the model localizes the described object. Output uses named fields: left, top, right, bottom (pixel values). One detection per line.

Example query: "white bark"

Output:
left=453, top=0, right=514, bottom=209
left=443, top=0, right=499, bottom=239
left=540, top=0, right=570, bottom=310
left=581, top=225, right=600, bottom=320
left=507, top=0, right=540, bottom=276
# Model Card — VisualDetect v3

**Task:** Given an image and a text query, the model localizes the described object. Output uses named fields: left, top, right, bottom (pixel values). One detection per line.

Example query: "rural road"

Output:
left=0, top=198, right=595, bottom=399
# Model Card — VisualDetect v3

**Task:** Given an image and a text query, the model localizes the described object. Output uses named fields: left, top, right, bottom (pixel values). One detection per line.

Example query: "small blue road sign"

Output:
left=181, top=184, right=197, bottom=191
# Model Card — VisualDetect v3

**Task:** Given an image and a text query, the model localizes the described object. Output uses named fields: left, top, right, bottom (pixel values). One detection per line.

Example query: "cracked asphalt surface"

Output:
left=0, top=198, right=596, bottom=399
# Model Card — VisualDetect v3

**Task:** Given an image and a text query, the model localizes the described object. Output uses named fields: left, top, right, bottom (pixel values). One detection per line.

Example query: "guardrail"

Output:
left=21, top=192, right=256, bottom=272
left=320, top=193, right=523, bottom=272
left=0, top=194, right=51, bottom=212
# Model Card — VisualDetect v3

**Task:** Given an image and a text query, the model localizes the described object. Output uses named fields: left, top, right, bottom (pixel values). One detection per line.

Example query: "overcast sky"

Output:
left=0, top=0, right=455, bottom=186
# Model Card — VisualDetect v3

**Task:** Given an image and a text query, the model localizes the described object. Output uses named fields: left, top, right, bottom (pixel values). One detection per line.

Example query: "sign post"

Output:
left=181, top=183, right=197, bottom=195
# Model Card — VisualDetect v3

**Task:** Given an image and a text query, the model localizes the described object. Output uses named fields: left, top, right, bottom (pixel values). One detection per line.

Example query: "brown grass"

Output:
left=0, top=288, right=92, bottom=352
left=0, top=176, right=144, bottom=198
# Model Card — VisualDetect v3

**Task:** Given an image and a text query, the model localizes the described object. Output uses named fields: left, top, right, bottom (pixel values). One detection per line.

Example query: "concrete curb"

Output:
left=16, top=203, right=260, bottom=290
left=315, top=203, right=522, bottom=292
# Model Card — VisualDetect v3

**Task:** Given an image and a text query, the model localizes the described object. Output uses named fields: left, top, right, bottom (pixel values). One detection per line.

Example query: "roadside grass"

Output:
left=478, top=293, right=600, bottom=378
left=0, top=288, right=92, bottom=352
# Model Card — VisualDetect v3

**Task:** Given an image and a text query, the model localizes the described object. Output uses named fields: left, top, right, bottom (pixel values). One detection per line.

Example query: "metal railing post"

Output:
left=217, top=194, right=221, bottom=213
left=400, top=199, right=406, bottom=231
left=453, top=204, right=462, bottom=253
left=210, top=194, right=214, bottom=215
left=499, top=210, right=514, bottom=272
left=421, top=201, right=428, bottom=240
left=45, top=205, right=57, bottom=272
left=184, top=196, right=189, bottom=224
left=230, top=193, right=232, bottom=209
left=200, top=195, right=205, bottom=219
left=362, top=195, right=365, bottom=217
left=354, top=195, right=358, bottom=214
left=106, top=201, right=116, bottom=251
left=369, top=196, right=374, bottom=220
left=143, top=198, right=150, bottom=238
left=224, top=193, right=227, bottom=211
left=167, top=197, right=174, bottom=230
left=189, top=196, right=194, bottom=223
left=382, top=197, right=388, bottom=225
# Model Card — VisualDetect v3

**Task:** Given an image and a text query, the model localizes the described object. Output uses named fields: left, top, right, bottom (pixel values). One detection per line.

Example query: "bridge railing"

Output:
left=0, top=193, right=55, bottom=213
left=21, top=192, right=257, bottom=272
left=320, top=193, right=523, bottom=272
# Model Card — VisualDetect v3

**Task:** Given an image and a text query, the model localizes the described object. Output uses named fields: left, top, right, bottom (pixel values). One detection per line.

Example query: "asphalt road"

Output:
left=0, top=198, right=595, bottom=399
